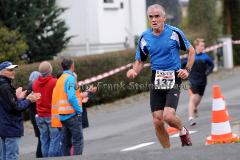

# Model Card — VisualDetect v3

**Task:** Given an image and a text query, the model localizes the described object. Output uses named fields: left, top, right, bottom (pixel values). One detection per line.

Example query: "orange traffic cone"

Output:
left=167, top=127, right=179, bottom=135
left=221, top=95, right=232, bottom=120
left=206, top=85, right=239, bottom=145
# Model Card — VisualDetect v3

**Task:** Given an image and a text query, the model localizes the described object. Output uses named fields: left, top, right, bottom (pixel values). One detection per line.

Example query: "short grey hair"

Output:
left=29, top=71, right=41, bottom=83
left=0, top=70, right=8, bottom=76
left=0, top=69, right=8, bottom=75
left=38, top=61, right=53, bottom=77
left=147, top=4, right=166, bottom=17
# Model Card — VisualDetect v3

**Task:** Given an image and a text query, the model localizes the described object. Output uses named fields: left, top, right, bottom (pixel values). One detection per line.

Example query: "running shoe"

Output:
left=189, top=118, right=196, bottom=126
left=180, top=127, right=192, bottom=146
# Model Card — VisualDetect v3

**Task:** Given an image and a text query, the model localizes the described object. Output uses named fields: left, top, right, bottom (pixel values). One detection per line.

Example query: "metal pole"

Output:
left=128, top=0, right=135, bottom=48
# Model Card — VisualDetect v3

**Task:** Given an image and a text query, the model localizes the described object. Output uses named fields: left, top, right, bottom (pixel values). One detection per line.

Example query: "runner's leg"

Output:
left=152, top=110, right=170, bottom=148
left=189, top=94, right=201, bottom=118
left=163, top=107, right=182, bottom=130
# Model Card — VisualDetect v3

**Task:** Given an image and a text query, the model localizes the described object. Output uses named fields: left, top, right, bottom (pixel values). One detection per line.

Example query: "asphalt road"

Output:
left=21, top=67, right=240, bottom=159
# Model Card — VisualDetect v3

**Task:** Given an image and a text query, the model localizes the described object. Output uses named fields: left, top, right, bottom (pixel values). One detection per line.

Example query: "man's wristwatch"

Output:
left=185, top=67, right=191, bottom=73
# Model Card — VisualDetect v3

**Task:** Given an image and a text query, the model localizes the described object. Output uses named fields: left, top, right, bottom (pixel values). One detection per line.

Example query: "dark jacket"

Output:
left=0, top=75, right=31, bottom=137
left=27, top=82, right=40, bottom=137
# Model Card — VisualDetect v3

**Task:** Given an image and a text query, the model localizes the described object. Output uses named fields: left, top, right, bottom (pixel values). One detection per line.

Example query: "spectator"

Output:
left=32, top=61, right=61, bottom=157
left=73, top=72, right=97, bottom=129
left=27, top=71, right=42, bottom=158
left=82, top=85, right=97, bottom=129
left=51, top=58, right=83, bottom=156
left=0, top=61, right=40, bottom=160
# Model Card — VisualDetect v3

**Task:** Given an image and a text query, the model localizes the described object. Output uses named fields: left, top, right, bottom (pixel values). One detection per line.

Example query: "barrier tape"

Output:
left=232, top=40, right=240, bottom=44
left=78, top=63, right=132, bottom=86
left=78, top=42, right=228, bottom=86
left=203, top=43, right=225, bottom=52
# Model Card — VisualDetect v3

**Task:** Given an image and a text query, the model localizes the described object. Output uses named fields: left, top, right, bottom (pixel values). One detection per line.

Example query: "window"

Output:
left=104, top=0, right=114, bottom=3
left=120, top=2, right=124, bottom=9
left=103, top=0, right=118, bottom=10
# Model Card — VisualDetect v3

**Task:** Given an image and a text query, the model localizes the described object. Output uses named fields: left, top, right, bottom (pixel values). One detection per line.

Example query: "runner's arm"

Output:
left=205, top=54, right=214, bottom=75
left=133, top=60, right=144, bottom=74
left=127, top=60, right=144, bottom=79
left=178, top=45, right=195, bottom=79
left=185, top=45, right=195, bottom=70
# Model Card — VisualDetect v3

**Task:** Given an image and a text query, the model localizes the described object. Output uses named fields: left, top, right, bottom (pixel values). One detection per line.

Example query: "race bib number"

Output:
left=154, top=70, right=175, bottom=89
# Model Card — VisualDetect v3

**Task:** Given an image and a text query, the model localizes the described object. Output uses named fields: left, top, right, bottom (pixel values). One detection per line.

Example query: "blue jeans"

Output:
left=62, top=114, right=83, bottom=156
left=36, top=117, right=62, bottom=157
left=0, top=137, right=20, bottom=160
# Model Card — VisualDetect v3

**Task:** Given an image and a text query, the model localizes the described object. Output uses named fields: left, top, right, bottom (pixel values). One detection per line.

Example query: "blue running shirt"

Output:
left=182, top=52, right=214, bottom=86
left=135, top=24, right=191, bottom=71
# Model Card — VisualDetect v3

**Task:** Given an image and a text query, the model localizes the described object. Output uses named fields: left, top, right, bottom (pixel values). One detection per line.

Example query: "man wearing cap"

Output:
left=0, top=61, right=41, bottom=160
left=32, top=61, right=61, bottom=157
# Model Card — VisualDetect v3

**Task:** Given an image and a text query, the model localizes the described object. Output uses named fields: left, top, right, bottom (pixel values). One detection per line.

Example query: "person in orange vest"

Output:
left=51, top=58, right=83, bottom=156
left=74, top=73, right=97, bottom=129
left=73, top=72, right=97, bottom=105
left=52, top=71, right=96, bottom=129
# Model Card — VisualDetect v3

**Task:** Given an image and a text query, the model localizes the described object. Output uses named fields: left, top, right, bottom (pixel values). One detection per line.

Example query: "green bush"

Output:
left=188, top=0, right=220, bottom=45
left=14, top=49, right=152, bottom=107
left=0, top=27, right=28, bottom=63
left=0, top=0, right=70, bottom=62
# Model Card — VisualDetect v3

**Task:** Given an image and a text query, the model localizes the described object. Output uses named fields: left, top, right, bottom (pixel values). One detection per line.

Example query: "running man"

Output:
left=183, top=38, right=214, bottom=126
left=127, top=4, right=195, bottom=148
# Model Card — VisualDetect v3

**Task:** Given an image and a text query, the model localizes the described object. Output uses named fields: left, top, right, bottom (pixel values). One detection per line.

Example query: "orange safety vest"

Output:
left=51, top=73, right=82, bottom=128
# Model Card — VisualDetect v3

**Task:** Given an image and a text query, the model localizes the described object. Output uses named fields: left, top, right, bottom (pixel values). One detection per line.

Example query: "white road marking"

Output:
left=121, top=142, right=155, bottom=152
left=170, top=130, right=198, bottom=138
left=120, top=130, right=198, bottom=152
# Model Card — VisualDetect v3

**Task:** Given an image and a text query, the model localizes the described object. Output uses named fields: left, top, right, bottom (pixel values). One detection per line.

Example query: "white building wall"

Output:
left=98, top=0, right=126, bottom=43
left=57, top=0, right=147, bottom=57
left=96, top=0, right=129, bottom=53
left=56, top=0, right=86, bottom=44
left=57, top=0, right=100, bottom=56
left=131, top=0, right=147, bottom=36
left=86, top=0, right=99, bottom=44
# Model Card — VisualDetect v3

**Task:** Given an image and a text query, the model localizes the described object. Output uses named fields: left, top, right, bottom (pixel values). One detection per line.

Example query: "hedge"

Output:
left=14, top=49, right=152, bottom=108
